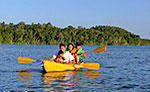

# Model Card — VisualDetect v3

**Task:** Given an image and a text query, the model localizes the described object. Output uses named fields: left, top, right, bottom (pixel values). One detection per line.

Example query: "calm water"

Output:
left=0, top=45, right=150, bottom=92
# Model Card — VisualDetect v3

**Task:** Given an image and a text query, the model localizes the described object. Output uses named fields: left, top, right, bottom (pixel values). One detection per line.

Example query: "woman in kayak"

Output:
left=66, top=43, right=74, bottom=52
left=49, top=43, right=75, bottom=63
left=66, top=43, right=78, bottom=63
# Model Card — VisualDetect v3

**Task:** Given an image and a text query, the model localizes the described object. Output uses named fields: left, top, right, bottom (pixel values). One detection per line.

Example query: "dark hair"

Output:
left=58, top=50, right=64, bottom=55
left=67, top=43, right=74, bottom=49
left=59, top=43, right=66, bottom=48
left=76, top=42, right=82, bottom=46
left=66, top=43, right=74, bottom=51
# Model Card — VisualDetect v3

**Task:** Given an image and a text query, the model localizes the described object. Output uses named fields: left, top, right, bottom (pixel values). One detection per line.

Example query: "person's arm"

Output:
left=49, top=57, right=55, bottom=61
left=74, top=53, right=78, bottom=64
left=49, top=55, right=57, bottom=61
left=62, top=56, right=67, bottom=61
left=81, top=50, right=87, bottom=58
left=58, top=58, right=64, bottom=63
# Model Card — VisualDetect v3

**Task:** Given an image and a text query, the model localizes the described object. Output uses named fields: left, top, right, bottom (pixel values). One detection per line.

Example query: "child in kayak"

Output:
left=75, top=42, right=87, bottom=63
left=55, top=50, right=66, bottom=63
left=66, top=43, right=78, bottom=63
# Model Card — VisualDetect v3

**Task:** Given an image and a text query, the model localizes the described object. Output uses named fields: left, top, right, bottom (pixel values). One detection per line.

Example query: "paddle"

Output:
left=18, top=56, right=100, bottom=70
left=17, top=45, right=106, bottom=64
left=17, top=57, right=36, bottom=63
left=80, top=63, right=100, bottom=70
left=86, top=45, right=106, bottom=54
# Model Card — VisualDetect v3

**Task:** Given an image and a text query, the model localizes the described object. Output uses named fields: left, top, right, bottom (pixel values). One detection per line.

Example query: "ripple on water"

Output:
left=104, top=66, right=117, bottom=69
left=116, top=84, right=139, bottom=90
left=140, top=84, right=150, bottom=90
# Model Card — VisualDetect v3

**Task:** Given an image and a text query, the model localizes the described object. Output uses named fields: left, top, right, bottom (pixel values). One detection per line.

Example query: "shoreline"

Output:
left=0, top=43, right=150, bottom=46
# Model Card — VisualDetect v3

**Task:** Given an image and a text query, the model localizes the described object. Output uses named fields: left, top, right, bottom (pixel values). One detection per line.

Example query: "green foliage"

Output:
left=0, top=22, right=150, bottom=46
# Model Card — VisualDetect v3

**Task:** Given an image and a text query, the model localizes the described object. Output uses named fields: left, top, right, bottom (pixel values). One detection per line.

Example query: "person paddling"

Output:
left=75, top=42, right=87, bottom=63
left=49, top=43, right=75, bottom=63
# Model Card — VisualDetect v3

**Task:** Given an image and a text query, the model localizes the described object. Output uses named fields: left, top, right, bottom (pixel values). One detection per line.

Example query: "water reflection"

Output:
left=17, top=69, right=32, bottom=91
left=42, top=70, right=101, bottom=91
left=17, top=69, right=32, bottom=85
left=42, top=71, right=77, bottom=91
left=17, top=69, right=101, bottom=92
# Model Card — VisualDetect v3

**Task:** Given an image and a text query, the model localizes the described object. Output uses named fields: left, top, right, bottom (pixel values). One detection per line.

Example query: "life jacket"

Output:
left=66, top=48, right=76, bottom=57
left=76, top=48, right=83, bottom=63
left=70, top=48, right=77, bottom=56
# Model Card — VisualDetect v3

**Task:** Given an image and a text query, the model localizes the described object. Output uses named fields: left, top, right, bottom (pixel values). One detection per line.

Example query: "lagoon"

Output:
left=0, top=45, right=150, bottom=92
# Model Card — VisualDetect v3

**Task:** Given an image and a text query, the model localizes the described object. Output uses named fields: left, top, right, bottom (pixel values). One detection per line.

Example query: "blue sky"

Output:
left=0, top=0, right=150, bottom=39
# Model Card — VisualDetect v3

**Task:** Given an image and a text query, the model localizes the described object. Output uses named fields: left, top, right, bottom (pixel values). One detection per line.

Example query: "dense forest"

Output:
left=0, top=22, right=150, bottom=46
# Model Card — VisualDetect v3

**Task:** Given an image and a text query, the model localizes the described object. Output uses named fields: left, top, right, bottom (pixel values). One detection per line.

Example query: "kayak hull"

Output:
left=42, top=60, right=83, bottom=72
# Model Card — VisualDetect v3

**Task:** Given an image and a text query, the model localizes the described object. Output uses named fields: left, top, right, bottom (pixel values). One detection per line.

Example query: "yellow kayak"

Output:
left=17, top=57, right=100, bottom=72
left=42, top=60, right=84, bottom=72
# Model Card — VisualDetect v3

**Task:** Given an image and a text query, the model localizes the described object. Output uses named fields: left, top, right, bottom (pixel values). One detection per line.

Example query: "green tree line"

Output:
left=0, top=21, right=150, bottom=46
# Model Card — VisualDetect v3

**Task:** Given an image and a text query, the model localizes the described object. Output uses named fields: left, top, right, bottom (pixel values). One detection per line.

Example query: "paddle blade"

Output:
left=17, top=57, right=36, bottom=63
left=90, top=46, right=106, bottom=53
left=80, top=63, right=100, bottom=70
